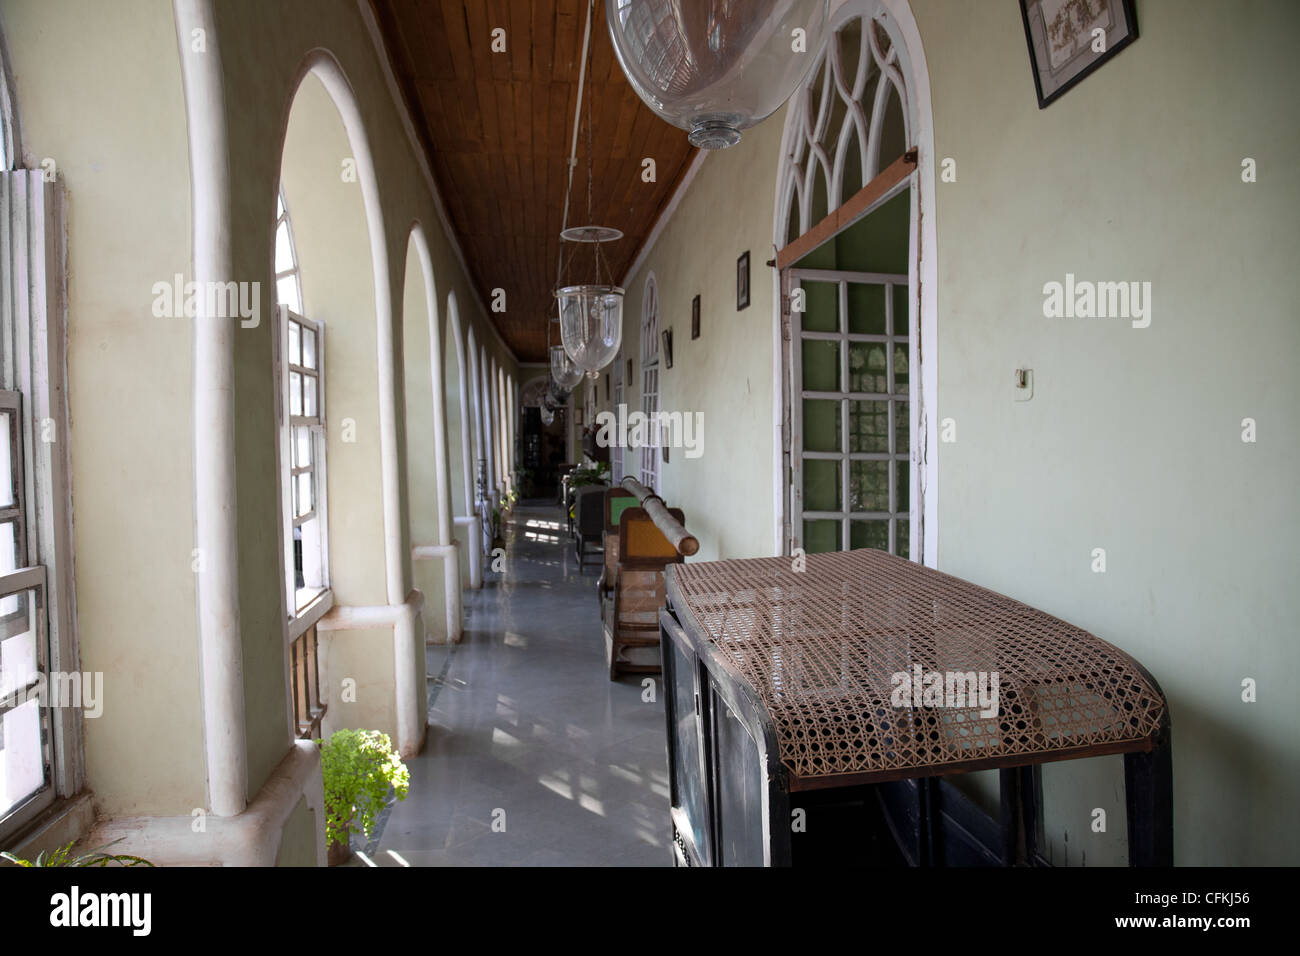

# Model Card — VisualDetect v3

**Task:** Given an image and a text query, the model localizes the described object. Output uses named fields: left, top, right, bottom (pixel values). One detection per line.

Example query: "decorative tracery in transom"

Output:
left=780, top=13, right=911, bottom=246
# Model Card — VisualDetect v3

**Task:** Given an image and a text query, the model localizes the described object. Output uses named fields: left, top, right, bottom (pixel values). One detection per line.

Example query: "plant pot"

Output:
left=327, top=827, right=351, bottom=867
left=492, top=535, right=506, bottom=552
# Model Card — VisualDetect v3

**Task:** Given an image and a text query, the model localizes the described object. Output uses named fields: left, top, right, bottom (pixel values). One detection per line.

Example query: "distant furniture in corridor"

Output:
left=601, top=504, right=689, bottom=680
left=555, top=463, right=576, bottom=506
left=574, top=487, right=606, bottom=570
left=599, top=487, right=638, bottom=603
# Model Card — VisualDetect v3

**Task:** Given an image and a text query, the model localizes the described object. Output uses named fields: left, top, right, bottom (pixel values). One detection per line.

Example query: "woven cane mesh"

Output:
left=670, top=550, right=1166, bottom=781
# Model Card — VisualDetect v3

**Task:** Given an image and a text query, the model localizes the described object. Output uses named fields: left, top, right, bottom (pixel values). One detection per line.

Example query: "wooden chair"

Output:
left=602, top=505, right=685, bottom=680
left=598, top=488, right=637, bottom=604
left=574, top=486, right=606, bottom=570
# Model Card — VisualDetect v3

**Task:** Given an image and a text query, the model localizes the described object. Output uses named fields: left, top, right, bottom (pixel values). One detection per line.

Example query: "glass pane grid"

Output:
left=794, top=277, right=910, bottom=559
left=0, top=581, right=49, bottom=823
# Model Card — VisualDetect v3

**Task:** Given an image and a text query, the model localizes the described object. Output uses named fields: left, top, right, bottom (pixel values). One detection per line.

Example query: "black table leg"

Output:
left=1124, top=733, right=1173, bottom=866
left=999, top=765, right=1040, bottom=865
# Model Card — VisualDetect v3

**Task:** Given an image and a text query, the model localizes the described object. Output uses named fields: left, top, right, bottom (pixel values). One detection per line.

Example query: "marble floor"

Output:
left=358, top=500, right=671, bottom=867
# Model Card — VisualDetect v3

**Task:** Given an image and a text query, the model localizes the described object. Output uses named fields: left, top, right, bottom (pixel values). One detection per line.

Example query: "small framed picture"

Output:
left=661, top=328, right=673, bottom=369
left=736, top=251, right=751, bottom=311
left=574, top=408, right=584, bottom=426
left=691, top=294, right=701, bottom=340
left=1019, top=0, right=1137, bottom=109
left=625, top=358, right=633, bottom=384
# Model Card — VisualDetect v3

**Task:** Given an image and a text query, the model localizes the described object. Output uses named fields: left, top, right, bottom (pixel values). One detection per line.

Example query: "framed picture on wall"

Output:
left=736, top=251, right=751, bottom=310
left=661, top=328, right=673, bottom=369
left=1019, top=0, right=1138, bottom=108
left=691, top=294, right=701, bottom=339
left=574, top=409, right=583, bottom=426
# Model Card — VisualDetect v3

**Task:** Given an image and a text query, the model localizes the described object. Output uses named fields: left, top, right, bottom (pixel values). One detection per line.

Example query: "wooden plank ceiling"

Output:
left=371, top=0, right=699, bottom=362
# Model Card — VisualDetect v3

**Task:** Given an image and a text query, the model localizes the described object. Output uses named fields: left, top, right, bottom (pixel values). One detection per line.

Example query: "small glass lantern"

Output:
left=557, top=284, right=624, bottom=375
left=550, top=343, right=585, bottom=392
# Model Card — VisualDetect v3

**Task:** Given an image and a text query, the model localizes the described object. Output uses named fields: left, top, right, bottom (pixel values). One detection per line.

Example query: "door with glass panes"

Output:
left=786, top=265, right=913, bottom=559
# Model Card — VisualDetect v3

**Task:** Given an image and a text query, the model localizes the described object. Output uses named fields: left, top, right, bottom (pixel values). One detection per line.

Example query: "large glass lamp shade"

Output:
left=606, top=0, right=829, bottom=149
left=557, top=285, right=624, bottom=374
left=550, top=344, right=585, bottom=392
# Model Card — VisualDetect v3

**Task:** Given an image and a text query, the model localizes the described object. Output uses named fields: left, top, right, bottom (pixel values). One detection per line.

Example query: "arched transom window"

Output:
left=779, top=13, right=911, bottom=246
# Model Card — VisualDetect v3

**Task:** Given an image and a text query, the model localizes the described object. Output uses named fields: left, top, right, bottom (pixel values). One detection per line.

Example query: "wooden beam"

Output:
left=775, top=149, right=917, bottom=271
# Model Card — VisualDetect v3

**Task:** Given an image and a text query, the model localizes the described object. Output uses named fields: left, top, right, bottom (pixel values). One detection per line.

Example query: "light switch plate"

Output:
left=1014, top=368, right=1034, bottom=402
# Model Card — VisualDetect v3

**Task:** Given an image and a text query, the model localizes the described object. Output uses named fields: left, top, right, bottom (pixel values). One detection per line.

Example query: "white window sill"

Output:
left=287, top=588, right=332, bottom=643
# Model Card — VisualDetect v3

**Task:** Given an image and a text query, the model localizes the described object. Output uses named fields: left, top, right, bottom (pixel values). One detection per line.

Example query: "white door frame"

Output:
left=770, top=0, right=938, bottom=567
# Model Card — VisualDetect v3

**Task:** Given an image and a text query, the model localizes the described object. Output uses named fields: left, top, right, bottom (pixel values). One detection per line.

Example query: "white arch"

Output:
left=445, top=292, right=473, bottom=516
left=466, top=328, right=485, bottom=503
left=175, top=0, right=248, bottom=817
left=771, top=0, right=938, bottom=565
left=479, top=346, right=496, bottom=500
left=276, top=52, right=421, bottom=756
left=407, top=223, right=462, bottom=641
left=489, top=355, right=502, bottom=497
left=0, top=23, right=21, bottom=171
left=494, top=362, right=507, bottom=493
left=275, top=52, right=425, bottom=756
left=444, top=292, right=483, bottom=588
left=177, top=0, right=430, bottom=810
left=508, top=375, right=518, bottom=489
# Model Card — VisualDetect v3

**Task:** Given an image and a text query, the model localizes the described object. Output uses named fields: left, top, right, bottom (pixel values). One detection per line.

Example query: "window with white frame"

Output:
left=1, top=53, right=81, bottom=839
left=639, top=274, right=660, bottom=491
left=274, top=191, right=327, bottom=739
left=0, top=392, right=50, bottom=830
left=610, top=355, right=624, bottom=481
left=281, top=311, right=327, bottom=610
left=274, top=188, right=303, bottom=314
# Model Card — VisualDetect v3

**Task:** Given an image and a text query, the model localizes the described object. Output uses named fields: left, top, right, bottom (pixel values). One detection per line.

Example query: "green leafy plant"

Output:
left=568, top=461, right=609, bottom=491
left=1, top=838, right=153, bottom=867
left=317, top=728, right=410, bottom=849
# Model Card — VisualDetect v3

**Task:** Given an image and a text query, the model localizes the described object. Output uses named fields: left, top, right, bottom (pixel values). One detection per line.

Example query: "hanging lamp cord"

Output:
left=556, top=0, right=597, bottom=294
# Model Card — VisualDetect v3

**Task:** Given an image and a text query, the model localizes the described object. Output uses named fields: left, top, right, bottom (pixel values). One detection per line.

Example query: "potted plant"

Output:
left=568, top=460, right=610, bottom=492
left=489, top=504, right=506, bottom=552
left=318, top=728, right=410, bottom=866
left=1, top=839, right=153, bottom=867
left=516, top=465, right=535, bottom=498
left=566, top=461, right=611, bottom=523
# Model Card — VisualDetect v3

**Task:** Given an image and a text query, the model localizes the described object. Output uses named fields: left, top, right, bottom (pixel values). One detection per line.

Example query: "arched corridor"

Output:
left=0, top=0, right=1295, bottom=905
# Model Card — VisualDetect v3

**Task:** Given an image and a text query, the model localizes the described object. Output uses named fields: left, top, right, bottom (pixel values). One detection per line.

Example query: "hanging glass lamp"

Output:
left=555, top=225, right=624, bottom=375
left=546, top=379, right=570, bottom=408
left=550, top=343, right=585, bottom=392
left=551, top=2, right=626, bottom=377
left=606, top=0, right=829, bottom=149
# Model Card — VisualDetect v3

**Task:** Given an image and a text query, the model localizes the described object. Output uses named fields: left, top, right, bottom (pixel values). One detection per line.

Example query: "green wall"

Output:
left=910, top=0, right=1299, bottom=866
left=591, top=0, right=1299, bottom=864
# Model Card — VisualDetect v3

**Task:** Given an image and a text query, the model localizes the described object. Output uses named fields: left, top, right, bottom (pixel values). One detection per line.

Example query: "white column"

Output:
left=174, top=0, right=248, bottom=818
